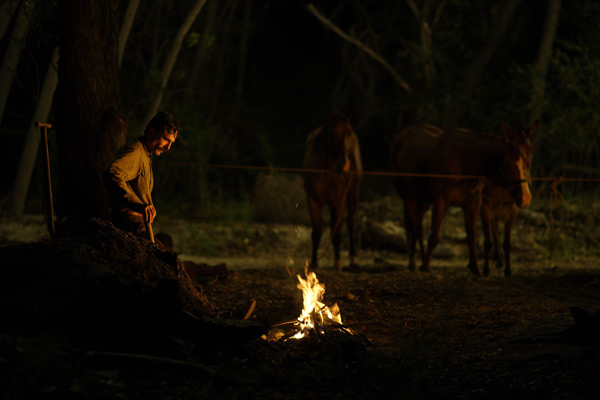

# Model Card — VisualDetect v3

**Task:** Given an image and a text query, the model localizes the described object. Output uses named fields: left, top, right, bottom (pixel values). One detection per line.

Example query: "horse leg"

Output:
left=403, top=198, right=418, bottom=271
left=480, top=204, right=493, bottom=277
left=346, top=189, right=359, bottom=269
left=307, top=197, right=323, bottom=269
left=464, top=202, right=482, bottom=277
left=503, top=207, right=517, bottom=277
left=423, top=198, right=448, bottom=272
left=416, top=202, right=429, bottom=270
left=492, top=217, right=503, bottom=270
left=329, top=204, right=343, bottom=271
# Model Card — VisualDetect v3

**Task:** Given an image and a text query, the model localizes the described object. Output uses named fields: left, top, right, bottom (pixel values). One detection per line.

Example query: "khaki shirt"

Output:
left=104, top=137, right=153, bottom=214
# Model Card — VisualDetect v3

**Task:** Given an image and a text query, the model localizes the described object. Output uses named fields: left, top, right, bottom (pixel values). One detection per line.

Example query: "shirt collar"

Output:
left=138, top=136, right=153, bottom=158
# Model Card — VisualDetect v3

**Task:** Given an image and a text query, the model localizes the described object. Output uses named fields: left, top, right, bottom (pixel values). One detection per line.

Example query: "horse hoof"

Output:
left=419, top=266, right=431, bottom=273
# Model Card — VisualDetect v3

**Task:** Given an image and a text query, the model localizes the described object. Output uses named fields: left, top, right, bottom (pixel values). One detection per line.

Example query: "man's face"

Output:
left=146, top=127, right=177, bottom=156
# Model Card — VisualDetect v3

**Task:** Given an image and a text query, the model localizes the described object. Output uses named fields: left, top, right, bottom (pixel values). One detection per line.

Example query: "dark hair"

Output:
left=144, top=111, right=180, bottom=137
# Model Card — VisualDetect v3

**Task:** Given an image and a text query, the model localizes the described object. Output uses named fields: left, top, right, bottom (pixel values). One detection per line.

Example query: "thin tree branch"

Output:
left=307, top=3, right=412, bottom=93
left=431, top=0, right=449, bottom=32
left=405, top=0, right=419, bottom=19
left=118, top=0, right=140, bottom=69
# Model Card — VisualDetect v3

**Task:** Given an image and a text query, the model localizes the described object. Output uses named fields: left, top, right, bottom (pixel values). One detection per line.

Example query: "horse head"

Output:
left=321, top=114, right=354, bottom=174
left=498, top=122, right=538, bottom=208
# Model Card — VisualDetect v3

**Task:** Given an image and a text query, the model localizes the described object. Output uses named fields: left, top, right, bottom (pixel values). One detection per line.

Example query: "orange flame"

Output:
left=290, top=265, right=344, bottom=339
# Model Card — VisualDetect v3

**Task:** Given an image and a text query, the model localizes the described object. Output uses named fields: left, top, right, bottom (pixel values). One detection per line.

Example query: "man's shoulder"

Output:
left=116, top=137, right=145, bottom=155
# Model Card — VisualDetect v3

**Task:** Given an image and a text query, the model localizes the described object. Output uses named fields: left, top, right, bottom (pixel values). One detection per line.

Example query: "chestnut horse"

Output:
left=391, top=123, right=536, bottom=276
left=303, top=114, right=363, bottom=271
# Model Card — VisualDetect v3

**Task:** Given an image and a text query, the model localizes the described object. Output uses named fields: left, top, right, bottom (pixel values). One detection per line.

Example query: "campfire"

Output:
left=267, top=265, right=353, bottom=341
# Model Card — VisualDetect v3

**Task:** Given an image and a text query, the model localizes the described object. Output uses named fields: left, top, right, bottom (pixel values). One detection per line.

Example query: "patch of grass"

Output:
left=550, top=233, right=581, bottom=258
left=218, top=199, right=254, bottom=224
left=184, top=222, right=218, bottom=256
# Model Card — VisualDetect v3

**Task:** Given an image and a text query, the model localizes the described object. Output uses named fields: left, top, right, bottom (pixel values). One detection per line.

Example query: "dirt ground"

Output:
left=1, top=200, right=600, bottom=399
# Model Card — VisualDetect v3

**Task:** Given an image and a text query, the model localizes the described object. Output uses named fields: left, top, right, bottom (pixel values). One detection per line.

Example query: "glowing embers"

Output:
left=266, top=265, right=353, bottom=341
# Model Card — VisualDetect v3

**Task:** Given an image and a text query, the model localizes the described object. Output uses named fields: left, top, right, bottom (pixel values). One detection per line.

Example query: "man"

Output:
left=104, top=111, right=179, bottom=237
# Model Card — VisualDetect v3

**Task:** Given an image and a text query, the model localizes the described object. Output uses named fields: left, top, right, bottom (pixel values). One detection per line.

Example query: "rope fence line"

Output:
left=157, top=161, right=600, bottom=183
left=158, top=161, right=600, bottom=259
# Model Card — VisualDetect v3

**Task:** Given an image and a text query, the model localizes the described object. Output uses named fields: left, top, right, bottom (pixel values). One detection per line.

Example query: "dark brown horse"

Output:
left=303, top=114, right=362, bottom=271
left=480, top=123, right=538, bottom=277
left=390, top=124, right=443, bottom=270
left=391, top=123, right=536, bottom=276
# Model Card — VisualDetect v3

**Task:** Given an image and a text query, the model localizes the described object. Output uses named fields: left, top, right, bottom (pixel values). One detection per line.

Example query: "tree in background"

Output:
left=9, top=46, right=59, bottom=216
left=142, top=0, right=207, bottom=129
left=54, top=0, right=126, bottom=222
left=3, top=0, right=600, bottom=221
left=0, top=0, right=32, bottom=125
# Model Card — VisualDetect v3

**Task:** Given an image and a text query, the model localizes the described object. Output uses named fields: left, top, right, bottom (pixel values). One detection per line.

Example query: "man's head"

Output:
left=143, top=111, right=180, bottom=156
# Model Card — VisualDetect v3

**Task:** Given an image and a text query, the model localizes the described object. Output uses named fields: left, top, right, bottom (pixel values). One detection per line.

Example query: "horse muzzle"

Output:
left=513, top=179, right=532, bottom=208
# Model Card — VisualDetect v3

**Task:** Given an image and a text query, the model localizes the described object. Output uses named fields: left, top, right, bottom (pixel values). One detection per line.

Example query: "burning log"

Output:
left=265, top=267, right=363, bottom=342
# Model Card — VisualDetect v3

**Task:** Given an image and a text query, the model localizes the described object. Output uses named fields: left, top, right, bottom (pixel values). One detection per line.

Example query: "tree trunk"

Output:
left=54, top=0, right=126, bottom=222
left=464, top=0, right=521, bottom=101
left=234, top=0, right=252, bottom=112
left=143, top=0, right=208, bottom=127
left=530, top=0, right=561, bottom=179
left=183, top=0, right=218, bottom=104
left=0, top=0, right=21, bottom=41
left=447, top=0, right=522, bottom=124
left=530, top=0, right=561, bottom=125
left=208, top=0, right=238, bottom=121
left=0, top=0, right=32, bottom=126
left=118, top=0, right=140, bottom=69
left=406, top=0, right=448, bottom=88
left=9, top=47, right=59, bottom=217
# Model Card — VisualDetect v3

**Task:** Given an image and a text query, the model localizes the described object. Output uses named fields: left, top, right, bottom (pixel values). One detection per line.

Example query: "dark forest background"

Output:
left=1, top=0, right=599, bottom=222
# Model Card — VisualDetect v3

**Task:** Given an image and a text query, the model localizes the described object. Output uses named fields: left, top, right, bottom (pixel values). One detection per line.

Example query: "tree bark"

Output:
left=464, top=0, right=521, bottom=101
left=405, top=0, right=448, bottom=88
left=9, top=47, right=59, bottom=217
left=55, top=0, right=126, bottom=222
left=0, top=0, right=32, bottom=126
left=143, top=0, right=208, bottom=127
left=234, top=0, right=252, bottom=112
left=530, top=0, right=561, bottom=179
left=183, top=0, right=218, bottom=103
left=0, top=0, right=20, bottom=41
left=118, top=0, right=140, bottom=69
left=530, top=0, right=561, bottom=125
left=447, top=0, right=522, bottom=124
left=208, top=0, right=238, bottom=121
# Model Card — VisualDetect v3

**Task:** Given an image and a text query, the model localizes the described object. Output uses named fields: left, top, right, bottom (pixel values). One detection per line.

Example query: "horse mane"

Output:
left=309, top=115, right=352, bottom=168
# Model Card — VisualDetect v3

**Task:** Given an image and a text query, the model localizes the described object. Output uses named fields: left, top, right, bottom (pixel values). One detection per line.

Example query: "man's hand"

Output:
left=144, top=205, right=156, bottom=223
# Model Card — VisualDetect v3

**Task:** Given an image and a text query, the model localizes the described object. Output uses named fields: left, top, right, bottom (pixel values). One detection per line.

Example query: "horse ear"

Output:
left=501, top=121, right=514, bottom=143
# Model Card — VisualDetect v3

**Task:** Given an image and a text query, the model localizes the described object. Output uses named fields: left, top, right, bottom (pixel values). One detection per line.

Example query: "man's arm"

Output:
left=104, top=143, right=147, bottom=214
